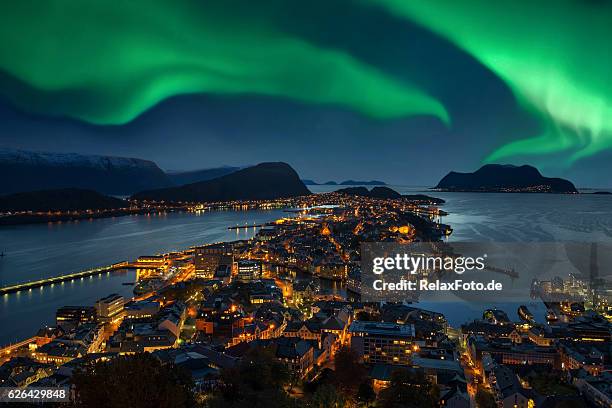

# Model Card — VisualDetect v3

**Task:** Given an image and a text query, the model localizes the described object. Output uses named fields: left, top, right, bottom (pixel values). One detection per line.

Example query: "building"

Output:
left=256, top=227, right=277, bottom=242
left=124, top=301, right=160, bottom=320
left=467, top=337, right=559, bottom=374
left=56, top=306, right=97, bottom=328
left=136, top=255, right=166, bottom=267
left=272, top=337, right=314, bottom=378
left=33, top=341, right=87, bottom=365
left=573, top=371, right=612, bottom=408
left=559, top=342, right=605, bottom=376
left=349, top=321, right=415, bottom=366
left=95, top=294, right=125, bottom=323
left=284, top=320, right=322, bottom=343
left=214, top=264, right=232, bottom=285
left=489, top=364, right=534, bottom=408
left=236, top=260, right=261, bottom=283
left=292, top=280, right=316, bottom=305
left=194, top=244, right=234, bottom=279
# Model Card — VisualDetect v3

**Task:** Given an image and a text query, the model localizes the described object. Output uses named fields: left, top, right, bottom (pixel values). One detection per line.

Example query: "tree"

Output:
left=308, top=384, right=347, bottom=408
left=333, top=346, right=367, bottom=394
left=475, top=386, right=496, bottom=408
left=376, top=369, right=438, bottom=408
left=207, top=346, right=294, bottom=408
left=356, top=381, right=375, bottom=407
left=72, top=353, right=195, bottom=408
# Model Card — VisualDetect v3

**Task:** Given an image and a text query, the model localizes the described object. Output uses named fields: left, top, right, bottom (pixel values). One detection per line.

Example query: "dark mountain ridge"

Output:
left=167, top=166, right=242, bottom=185
left=0, top=188, right=126, bottom=212
left=132, top=162, right=311, bottom=202
left=435, top=164, right=577, bottom=193
left=0, top=148, right=172, bottom=195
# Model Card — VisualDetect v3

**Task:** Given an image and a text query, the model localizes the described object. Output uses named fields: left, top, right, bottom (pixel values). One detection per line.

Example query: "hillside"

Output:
left=0, top=148, right=172, bottom=195
left=0, top=188, right=127, bottom=212
left=167, top=166, right=241, bottom=185
left=132, top=162, right=311, bottom=202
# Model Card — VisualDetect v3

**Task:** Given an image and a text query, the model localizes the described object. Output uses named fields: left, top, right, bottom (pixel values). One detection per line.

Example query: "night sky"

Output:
left=1, top=0, right=611, bottom=187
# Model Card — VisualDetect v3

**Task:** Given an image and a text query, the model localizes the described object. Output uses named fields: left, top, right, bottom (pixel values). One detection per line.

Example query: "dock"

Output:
left=227, top=223, right=267, bottom=230
left=0, top=261, right=129, bottom=295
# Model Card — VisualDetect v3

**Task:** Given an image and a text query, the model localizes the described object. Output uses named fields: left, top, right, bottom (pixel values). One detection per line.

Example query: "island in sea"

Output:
left=301, top=179, right=386, bottom=186
left=335, top=186, right=445, bottom=204
left=435, top=164, right=578, bottom=193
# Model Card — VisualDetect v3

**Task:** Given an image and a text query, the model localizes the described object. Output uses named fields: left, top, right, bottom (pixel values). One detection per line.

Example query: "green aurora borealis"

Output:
left=0, top=1, right=447, bottom=125
left=1, top=0, right=612, bottom=168
left=366, top=0, right=612, bottom=164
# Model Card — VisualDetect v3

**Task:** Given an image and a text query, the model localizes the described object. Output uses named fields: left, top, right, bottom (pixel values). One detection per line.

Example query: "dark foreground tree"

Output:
left=333, top=346, right=367, bottom=393
left=356, top=381, right=376, bottom=406
left=72, top=353, right=195, bottom=408
left=207, top=346, right=297, bottom=408
left=307, top=384, right=346, bottom=408
left=475, top=386, right=496, bottom=408
left=376, top=369, right=438, bottom=408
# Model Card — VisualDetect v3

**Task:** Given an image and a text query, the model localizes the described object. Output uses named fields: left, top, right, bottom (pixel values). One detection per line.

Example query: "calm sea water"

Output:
left=0, top=209, right=288, bottom=344
left=1, top=188, right=611, bottom=344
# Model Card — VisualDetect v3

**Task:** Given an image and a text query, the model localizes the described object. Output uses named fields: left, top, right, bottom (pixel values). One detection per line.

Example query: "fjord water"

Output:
left=1, top=189, right=612, bottom=345
left=0, top=209, right=288, bottom=344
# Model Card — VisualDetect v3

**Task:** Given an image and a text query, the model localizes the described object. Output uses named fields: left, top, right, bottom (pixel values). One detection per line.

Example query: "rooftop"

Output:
left=349, top=321, right=415, bottom=338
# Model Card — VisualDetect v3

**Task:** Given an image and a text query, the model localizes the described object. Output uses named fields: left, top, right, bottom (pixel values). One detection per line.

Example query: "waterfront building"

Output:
left=256, top=227, right=277, bottom=241
left=292, top=280, right=316, bottom=305
left=55, top=306, right=97, bottom=328
left=136, top=255, right=166, bottom=267
left=313, top=258, right=347, bottom=280
left=94, top=293, right=125, bottom=323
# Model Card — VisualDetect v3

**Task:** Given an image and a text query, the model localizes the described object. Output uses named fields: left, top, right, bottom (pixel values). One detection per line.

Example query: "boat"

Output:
left=483, top=308, right=510, bottom=325
left=546, top=310, right=558, bottom=322
left=133, top=278, right=163, bottom=295
left=518, top=305, right=534, bottom=322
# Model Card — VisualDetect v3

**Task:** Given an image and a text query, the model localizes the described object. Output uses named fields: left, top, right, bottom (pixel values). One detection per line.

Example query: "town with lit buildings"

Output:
left=1, top=192, right=610, bottom=408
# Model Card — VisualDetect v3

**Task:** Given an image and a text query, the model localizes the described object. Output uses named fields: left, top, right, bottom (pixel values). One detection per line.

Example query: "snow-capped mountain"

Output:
left=0, top=148, right=172, bottom=195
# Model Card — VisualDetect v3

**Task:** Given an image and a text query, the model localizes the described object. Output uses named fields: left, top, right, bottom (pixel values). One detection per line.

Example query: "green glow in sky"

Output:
left=367, top=0, right=612, bottom=163
left=0, top=1, right=448, bottom=125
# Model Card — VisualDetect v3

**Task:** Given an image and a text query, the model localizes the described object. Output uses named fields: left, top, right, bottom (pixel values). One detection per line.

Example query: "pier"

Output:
left=227, top=223, right=267, bottom=230
left=0, top=261, right=129, bottom=296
